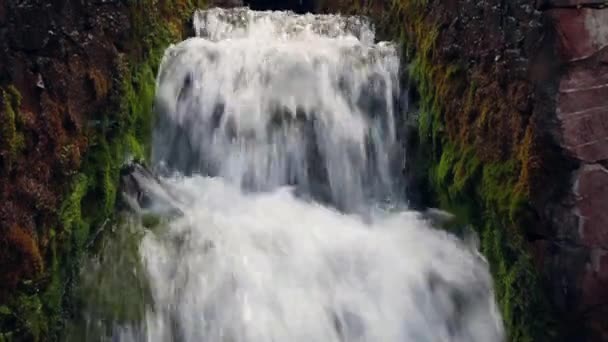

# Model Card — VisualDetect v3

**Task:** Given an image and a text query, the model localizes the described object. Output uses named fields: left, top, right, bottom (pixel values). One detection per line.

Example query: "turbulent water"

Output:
left=71, top=7, right=504, bottom=342
left=154, top=8, right=402, bottom=212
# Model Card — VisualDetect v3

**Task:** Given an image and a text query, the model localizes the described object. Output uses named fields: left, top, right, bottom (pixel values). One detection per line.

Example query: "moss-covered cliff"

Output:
left=1, top=0, right=606, bottom=341
left=328, top=0, right=608, bottom=340
left=0, top=1, right=209, bottom=340
left=387, top=1, right=561, bottom=340
left=315, top=0, right=597, bottom=340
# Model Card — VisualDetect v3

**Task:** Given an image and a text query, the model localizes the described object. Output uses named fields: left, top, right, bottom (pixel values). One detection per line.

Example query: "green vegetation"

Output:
left=324, top=0, right=557, bottom=340
left=0, top=86, right=46, bottom=342
left=1, top=1, right=555, bottom=341
left=0, top=1, right=207, bottom=341
left=0, top=86, right=26, bottom=172
left=426, top=138, right=551, bottom=341
left=62, top=216, right=152, bottom=341
left=283, top=0, right=556, bottom=337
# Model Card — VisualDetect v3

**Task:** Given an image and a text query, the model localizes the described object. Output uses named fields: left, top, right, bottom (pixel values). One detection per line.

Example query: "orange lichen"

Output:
left=88, top=69, right=111, bottom=101
left=1, top=226, right=44, bottom=288
left=1, top=1, right=209, bottom=339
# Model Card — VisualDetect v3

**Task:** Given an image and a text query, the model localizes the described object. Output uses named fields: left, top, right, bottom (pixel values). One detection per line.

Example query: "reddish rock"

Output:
left=549, top=4, right=608, bottom=339
left=559, top=108, right=608, bottom=162
left=0, top=0, right=130, bottom=306
left=550, top=8, right=608, bottom=62
left=544, top=0, right=608, bottom=7
left=558, top=65, right=608, bottom=162
left=580, top=248, right=608, bottom=338
left=559, top=65, right=608, bottom=91
left=575, top=165, right=608, bottom=248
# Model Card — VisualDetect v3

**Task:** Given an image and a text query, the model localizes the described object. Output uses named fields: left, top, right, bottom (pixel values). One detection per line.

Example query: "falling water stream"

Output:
left=69, top=7, right=504, bottom=342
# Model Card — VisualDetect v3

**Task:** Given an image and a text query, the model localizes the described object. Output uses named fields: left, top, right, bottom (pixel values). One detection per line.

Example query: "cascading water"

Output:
left=153, top=8, right=402, bottom=212
left=69, top=7, right=504, bottom=342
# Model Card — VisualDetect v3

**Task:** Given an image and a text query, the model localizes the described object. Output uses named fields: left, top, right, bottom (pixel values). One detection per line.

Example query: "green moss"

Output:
left=374, top=2, right=556, bottom=339
left=13, top=295, right=44, bottom=341
left=60, top=174, right=91, bottom=248
left=0, top=175, right=91, bottom=341
left=0, top=86, right=26, bottom=171
left=141, top=213, right=162, bottom=228
left=1, top=2, right=209, bottom=341
left=327, top=3, right=555, bottom=336
left=1, top=1, right=554, bottom=340
left=39, top=232, right=63, bottom=339
left=63, top=217, right=152, bottom=341
left=0, top=87, right=55, bottom=341
left=65, top=0, right=203, bottom=241
left=391, top=0, right=429, bottom=14
left=423, top=137, right=552, bottom=341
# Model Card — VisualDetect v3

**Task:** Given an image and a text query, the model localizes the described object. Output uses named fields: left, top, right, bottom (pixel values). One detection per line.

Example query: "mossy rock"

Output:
left=0, top=1, right=208, bottom=340
left=0, top=86, right=26, bottom=172
left=367, top=1, right=557, bottom=340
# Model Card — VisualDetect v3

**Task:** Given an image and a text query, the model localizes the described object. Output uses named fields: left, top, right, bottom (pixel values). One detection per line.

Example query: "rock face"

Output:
left=315, top=0, right=607, bottom=340
left=0, top=0, right=207, bottom=339
left=0, top=0, right=127, bottom=305
left=0, top=0, right=606, bottom=340
left=547, top=3, right=608, bottom=340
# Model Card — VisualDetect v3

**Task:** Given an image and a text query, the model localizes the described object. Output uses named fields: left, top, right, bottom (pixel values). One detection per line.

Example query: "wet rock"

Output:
left=120, top=163, right=159, bottom=206
left=35, top=74, right=44, bottom=89
left=422, top=208, right=457, bottom=227
left=120, top=163, right=184, bottom=219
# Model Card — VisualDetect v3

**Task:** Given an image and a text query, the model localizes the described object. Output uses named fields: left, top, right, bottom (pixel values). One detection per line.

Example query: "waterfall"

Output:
left=70, top=7, right=504, bottom=342
left=153, top=8, right=401, bottom=212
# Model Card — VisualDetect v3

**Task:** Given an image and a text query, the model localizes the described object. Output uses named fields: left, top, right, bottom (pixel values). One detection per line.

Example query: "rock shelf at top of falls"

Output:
left=68, top=7, right=505, bottom=342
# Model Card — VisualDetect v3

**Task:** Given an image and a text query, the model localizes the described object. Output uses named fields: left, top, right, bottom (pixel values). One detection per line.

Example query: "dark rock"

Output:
left=541, top=0, right=608, bottom=8
left=213, top=0, right=244, bottom=7
left=0, top=1, right=6, bottom=26
left=10, top=6, right=53, bottom=51
left=575, top=165, right=608, bottom=248
left=245, top=0, right=317, bottom=13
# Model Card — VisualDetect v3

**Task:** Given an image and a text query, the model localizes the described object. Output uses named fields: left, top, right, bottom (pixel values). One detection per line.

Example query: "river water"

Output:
left=69, top=7, right=504, bottom=342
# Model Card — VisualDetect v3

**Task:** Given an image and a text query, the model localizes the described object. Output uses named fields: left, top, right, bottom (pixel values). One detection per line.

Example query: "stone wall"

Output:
left=545, top=1, right=608, bottom=339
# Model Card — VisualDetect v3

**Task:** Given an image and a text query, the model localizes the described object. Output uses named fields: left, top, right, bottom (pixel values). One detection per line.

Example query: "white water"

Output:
left=154, top=8, right=401, bottom=212
left=92, top=7, right=504, bottom=342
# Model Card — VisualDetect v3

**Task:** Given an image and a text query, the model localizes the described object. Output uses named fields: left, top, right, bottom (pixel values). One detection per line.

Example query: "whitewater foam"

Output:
left=70, top=7, right=504, bottom=342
